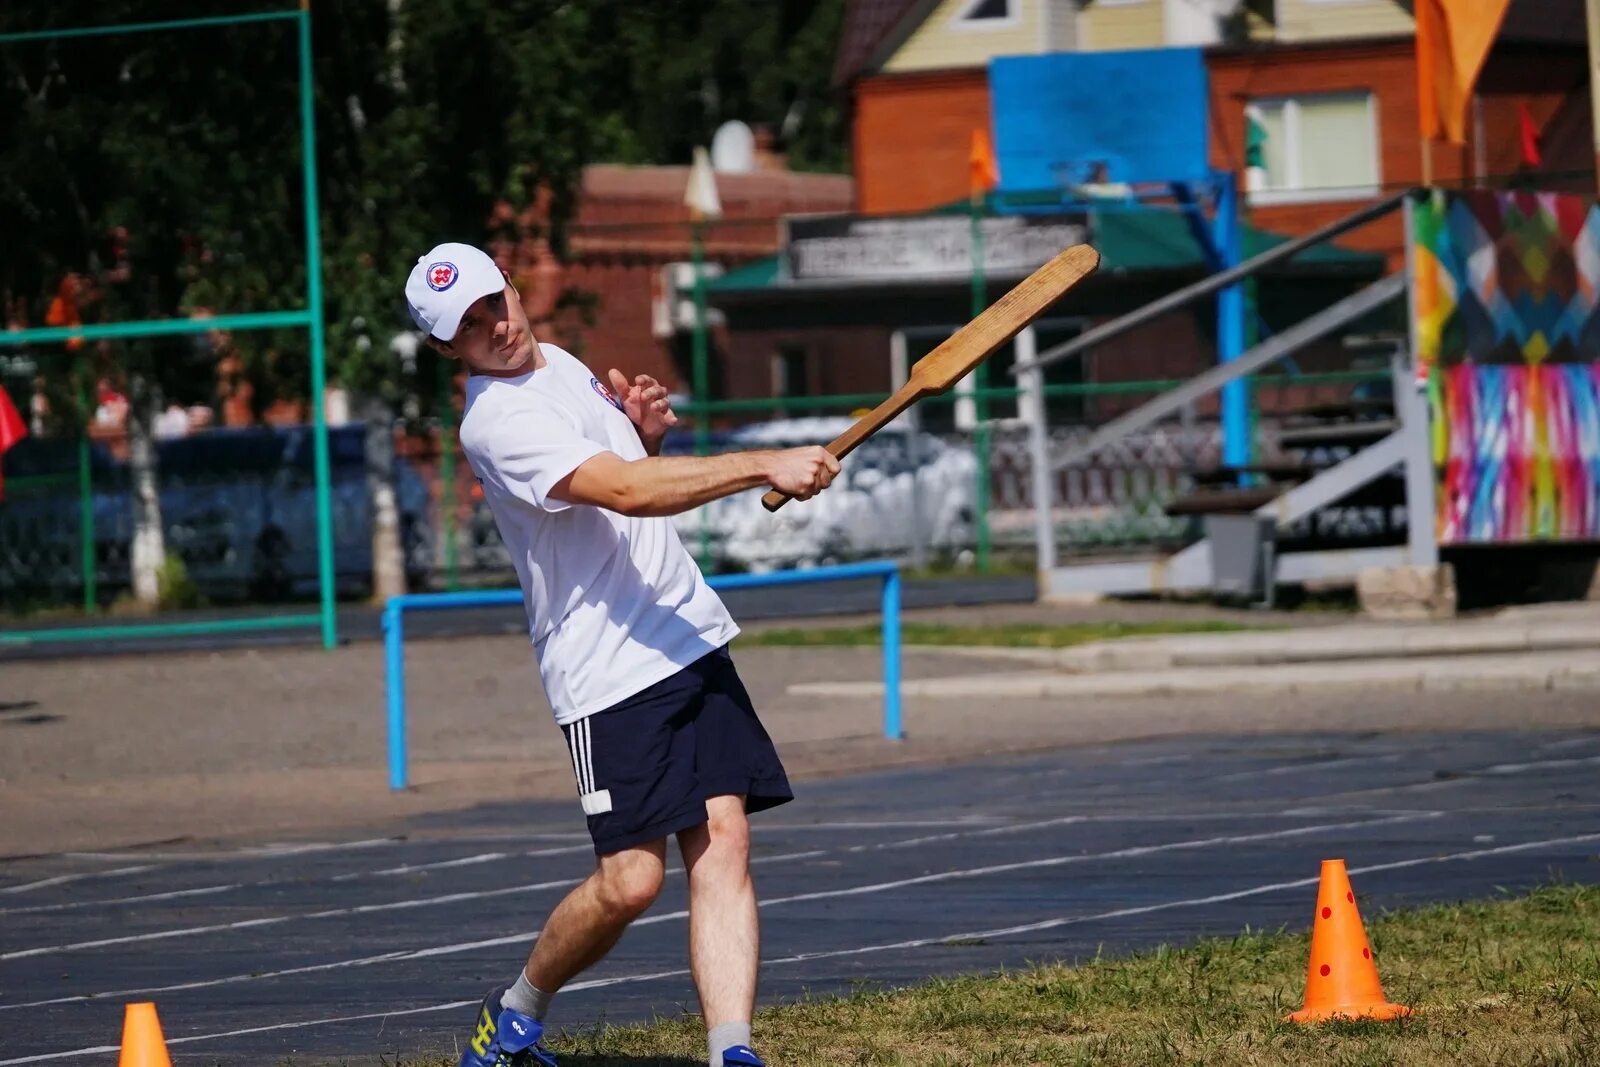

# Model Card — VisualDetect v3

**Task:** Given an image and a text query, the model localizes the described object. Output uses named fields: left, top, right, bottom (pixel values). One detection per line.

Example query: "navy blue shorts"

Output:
left=559, top=646, right=792, bottom=855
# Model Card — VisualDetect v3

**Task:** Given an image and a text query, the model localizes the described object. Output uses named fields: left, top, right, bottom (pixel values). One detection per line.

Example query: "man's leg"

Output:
left=524, top=840, right=668, bottom=992
left=460, top=840, right=668, bottom=1067
left=677, top=795, right=758, bottom=1031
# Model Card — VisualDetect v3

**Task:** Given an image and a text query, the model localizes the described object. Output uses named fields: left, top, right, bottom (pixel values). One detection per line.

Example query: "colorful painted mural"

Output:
left=1410, top=189, right=1600, bottom=544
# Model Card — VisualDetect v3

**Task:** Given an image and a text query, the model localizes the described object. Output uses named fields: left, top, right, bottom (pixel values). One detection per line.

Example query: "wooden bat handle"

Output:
left=761, top=383, right=924, bottom=512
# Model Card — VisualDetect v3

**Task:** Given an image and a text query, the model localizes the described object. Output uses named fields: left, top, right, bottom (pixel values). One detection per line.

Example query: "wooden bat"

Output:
left=762, top=243, right=1101, bottom=512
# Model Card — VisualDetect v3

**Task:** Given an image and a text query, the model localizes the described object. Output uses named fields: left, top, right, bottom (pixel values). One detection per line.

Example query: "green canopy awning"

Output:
left=706, top=203, right=1382, bottom=296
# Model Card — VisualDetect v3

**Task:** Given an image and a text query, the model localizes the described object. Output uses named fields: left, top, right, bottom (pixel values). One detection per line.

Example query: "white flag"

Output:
left=684, top=146, right=723, bottom=220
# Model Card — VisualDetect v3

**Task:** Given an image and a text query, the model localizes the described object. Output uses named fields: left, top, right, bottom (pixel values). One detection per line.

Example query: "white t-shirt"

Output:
left=459, top=344, right=740, bottom=725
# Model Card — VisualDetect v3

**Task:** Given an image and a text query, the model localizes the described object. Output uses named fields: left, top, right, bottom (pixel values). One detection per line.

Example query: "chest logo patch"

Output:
left=591, top=377, right=625, bottom=412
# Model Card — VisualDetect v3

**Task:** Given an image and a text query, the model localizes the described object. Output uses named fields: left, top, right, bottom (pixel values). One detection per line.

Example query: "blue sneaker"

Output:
left=457, top=984, right=558, bottom=1067
left=720, top=1046, right=766, bottom=1067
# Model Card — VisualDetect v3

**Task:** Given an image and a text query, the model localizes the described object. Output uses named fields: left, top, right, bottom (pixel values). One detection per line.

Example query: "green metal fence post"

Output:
left=970, top=196, right=991, bottom=572
left=297, top=4, right=337, bottom=650
left=691, top=220, right=712, bottom=571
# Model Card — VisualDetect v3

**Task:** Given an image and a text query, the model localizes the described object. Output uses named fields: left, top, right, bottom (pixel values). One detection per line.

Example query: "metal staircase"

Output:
left=1017, top=191, right=1437, bottom=600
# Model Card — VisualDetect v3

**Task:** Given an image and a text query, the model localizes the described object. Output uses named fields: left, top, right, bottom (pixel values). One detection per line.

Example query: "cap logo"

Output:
left=426, top=261, right=459, bottom=292
left=591, top=377, right=624, bottom=412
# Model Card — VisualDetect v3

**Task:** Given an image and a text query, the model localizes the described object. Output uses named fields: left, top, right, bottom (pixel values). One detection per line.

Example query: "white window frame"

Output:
left=1246, top=91, right=1381, bottom=206
left=951, top=0, right=1021, bottom=31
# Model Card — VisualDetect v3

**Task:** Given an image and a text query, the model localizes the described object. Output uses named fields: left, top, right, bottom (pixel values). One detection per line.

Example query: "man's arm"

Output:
left=550, top=446, right=838, bottom=518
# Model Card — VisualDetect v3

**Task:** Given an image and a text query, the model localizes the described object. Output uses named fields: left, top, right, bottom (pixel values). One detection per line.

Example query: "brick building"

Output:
left=496, top=160, right=853, bottom=397
left=841, top=0, right=1593, bottom=264
left=503, top=0, right=1593, bottom=420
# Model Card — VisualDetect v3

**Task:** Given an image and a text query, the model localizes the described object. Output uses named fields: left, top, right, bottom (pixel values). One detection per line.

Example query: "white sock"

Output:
left=708, top=1021, right=752, bottom=1066
left=502, top=969, right=552, bottom=1021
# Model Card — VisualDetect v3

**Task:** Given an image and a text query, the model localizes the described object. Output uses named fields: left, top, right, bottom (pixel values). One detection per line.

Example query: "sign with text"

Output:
left=784, top=213, right=1091, bottom=283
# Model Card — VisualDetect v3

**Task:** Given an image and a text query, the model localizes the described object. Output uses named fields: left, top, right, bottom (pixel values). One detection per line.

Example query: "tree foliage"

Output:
left=0, top=0, right=845, bottom=414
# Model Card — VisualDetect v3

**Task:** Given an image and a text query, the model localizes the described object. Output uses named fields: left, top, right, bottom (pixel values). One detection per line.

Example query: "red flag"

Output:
left=0, top=382, right=27, bottom=501
left=1518, top=101, right=1542, bottom=167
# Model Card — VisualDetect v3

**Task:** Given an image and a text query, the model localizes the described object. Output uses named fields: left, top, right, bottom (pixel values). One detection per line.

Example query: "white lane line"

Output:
left=1, top=844, right=596, bottom=917
left=630, top=814, right=1440, bottom=926
left=907, top=829, right=1600, bottom=947
left=0, top=874, right=586, bottom=961
left=843, top=816, right=1087, bottom=852
left=1212, top=753, right=1405, bottom=783
left=0, top=838, right=403, bottom=897
left=0, top=806, right=1407, bottom=917
left=750, top=819, right=1012, bottom=831
left=0, top=850, right=830, bottom=1013
left=0, top=997, right=486, bottom=1065
left=326, top=843, right=591, bottom=882
left=1534, top=736, right=1600, bottom=752
left=1331, top=753, right=1600, bottom=798
left=1, top=883, right=243, bottom=916
left=8, top=828, right=1594, bottom=1066
left=61, top=838, right=400, bottom=862
left=328, top=852, right=515, bottom=881
left=1482, top=754, right=1600, bottom=775
left=3, top=808, right=1423, bottom=963
left=0, top=866, right=155, bottom=895
left=3, top=817, right=1422, bottom=1004
left=7, top=745, right=1559, bottom=946
left=1113, top=753, right=1194, bottom=768
left=0, top=740, right=1530, bottom=911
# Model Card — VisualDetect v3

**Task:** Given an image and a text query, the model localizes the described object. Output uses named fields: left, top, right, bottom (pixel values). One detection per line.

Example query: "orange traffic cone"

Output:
left=1287, top=859, right=1411, bottom=1023
left=118, top=1002, right=173, bottom=1067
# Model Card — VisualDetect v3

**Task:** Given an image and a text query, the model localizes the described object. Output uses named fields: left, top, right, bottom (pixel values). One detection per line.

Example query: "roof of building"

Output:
left=548, top=164, right=853, bottom=262
left=706, top=203, right=1384, bottom=297
left=577, top=164, right=852, bottom=226
left=836, top=0, right=1584, bottom=85
left=1499, top=0, right=1586, bottom=44
left=833, top=0, right=929, bottom=85
left=582, top=165, right=852, bottom=207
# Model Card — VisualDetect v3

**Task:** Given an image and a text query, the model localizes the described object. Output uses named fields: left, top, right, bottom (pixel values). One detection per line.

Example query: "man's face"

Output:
left=436, top=281, right=538, bottom=376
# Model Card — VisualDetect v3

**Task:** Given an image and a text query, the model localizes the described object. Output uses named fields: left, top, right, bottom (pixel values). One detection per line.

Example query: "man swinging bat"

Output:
left=404, top=239, right=1098, bottom=1067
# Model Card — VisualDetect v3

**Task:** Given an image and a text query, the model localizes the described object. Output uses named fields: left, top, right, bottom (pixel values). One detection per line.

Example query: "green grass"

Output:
left=741, top=619, right=1258, bottom=649
left=400, top=884, right=1600, bottom=1066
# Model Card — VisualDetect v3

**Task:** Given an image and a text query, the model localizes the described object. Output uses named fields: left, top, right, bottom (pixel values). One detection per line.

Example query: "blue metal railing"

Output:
left=381, top=560, right=903, bottom=791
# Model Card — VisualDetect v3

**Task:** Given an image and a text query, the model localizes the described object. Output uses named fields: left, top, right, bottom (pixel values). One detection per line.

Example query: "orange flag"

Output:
left=45, top=274, right=85, bottom=353
left=969, top=127, right=999, bottom=200
left=1416, top=0, right=1511, bottom=145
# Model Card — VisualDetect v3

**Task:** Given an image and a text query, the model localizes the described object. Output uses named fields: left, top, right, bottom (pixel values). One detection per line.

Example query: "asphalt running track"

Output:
left=2, top=728, right=1598, bottom=1065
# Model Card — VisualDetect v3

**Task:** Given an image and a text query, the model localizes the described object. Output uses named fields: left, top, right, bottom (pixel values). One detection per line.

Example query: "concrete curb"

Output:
left=910, top=620, right=1600, bottom=674
left=790, top=650, right=1600, bottom=700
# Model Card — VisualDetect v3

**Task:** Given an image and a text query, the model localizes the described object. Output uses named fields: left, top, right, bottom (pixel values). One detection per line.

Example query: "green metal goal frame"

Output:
left=0, top=6, right=337, bottom=650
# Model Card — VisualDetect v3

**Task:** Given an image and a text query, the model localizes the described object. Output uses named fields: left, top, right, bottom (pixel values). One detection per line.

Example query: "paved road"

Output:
left=0, top=575, right=1035, bottom=662
left=1, top=727, right=1597, bottom=1065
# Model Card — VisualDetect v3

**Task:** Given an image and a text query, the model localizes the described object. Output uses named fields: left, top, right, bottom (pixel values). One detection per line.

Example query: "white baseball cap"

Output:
left=404, top=242, right=507, bottom=342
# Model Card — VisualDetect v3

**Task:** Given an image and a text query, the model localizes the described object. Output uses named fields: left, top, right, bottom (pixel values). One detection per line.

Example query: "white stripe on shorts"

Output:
left=568, top=722, right=588, bottom=795
left=580, top=718, right=594, bottom=795
left=585, top=718, right=596, bottom=795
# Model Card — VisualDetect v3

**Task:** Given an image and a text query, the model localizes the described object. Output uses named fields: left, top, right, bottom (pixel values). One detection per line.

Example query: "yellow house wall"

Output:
left=882, top=0, right=1045, bottom=72
left=1274, top=0, right=1413, bottom=42
left=1079, top=0, right=1165, bottom=51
